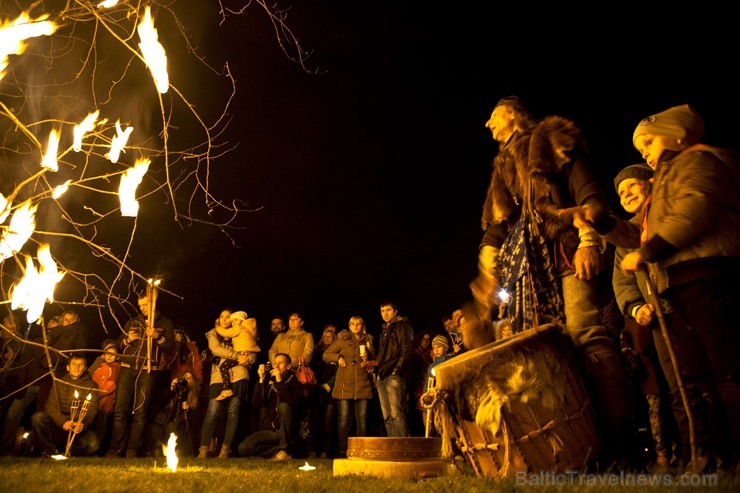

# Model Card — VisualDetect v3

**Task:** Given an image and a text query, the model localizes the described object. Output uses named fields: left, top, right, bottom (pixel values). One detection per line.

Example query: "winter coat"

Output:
left=253, top=370, right=304, bottom=431
left=323, top=330, right=375, bottom=400
left=205, top=329, right=254, bottom=386
left=119, top=312, right=175, bottom=371
left=269, top=329, right=314, bottom=366
left=90, top=359, right=120, bottom=413
left=376, top=317, right=414, bottom=380
left=639, top=145, right=740, bottom=293
left=45, top=371, right=99, bottom=430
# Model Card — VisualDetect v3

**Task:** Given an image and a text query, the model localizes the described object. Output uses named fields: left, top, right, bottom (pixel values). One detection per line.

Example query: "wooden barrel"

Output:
left=432, top=323, right=601, bottom=478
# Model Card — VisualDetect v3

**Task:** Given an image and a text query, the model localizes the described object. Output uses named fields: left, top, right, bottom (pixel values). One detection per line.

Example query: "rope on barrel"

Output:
left=512, top=399, right=591, bottom=459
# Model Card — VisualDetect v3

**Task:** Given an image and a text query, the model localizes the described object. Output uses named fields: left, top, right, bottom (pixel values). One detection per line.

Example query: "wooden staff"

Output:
left=636, top=268, right=698, bottom=469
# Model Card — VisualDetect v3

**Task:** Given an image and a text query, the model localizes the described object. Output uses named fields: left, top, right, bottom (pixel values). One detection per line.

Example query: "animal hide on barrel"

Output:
left=433, top=323, right=599, bottom=472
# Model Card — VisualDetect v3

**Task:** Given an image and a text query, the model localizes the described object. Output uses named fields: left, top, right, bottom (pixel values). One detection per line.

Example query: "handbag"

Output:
left=295, top=355, right=317, bottom=386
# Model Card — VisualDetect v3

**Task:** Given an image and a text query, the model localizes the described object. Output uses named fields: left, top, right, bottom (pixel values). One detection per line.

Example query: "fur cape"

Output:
left=481, top=116, right=587, bottom=246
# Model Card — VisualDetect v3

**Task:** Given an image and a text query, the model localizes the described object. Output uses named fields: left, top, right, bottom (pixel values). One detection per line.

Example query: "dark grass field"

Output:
left=1, top=456, right=738, bottom=493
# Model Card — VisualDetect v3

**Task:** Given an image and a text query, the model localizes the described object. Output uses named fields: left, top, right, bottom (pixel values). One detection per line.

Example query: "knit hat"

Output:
left=613, top=163, right=654, bottom=191
left=101, top=339, right=117, bottom=351
left=632, top=104, right=704, bottom=146
left=231, top=311, right=247, bottom=322
left=432, top=335, right=449, bottom=350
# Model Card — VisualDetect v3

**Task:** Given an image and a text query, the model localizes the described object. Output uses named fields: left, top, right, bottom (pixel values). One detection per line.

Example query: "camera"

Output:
left=264, top=362, right=272, bottom=374
left=173, top=378, right=189, bottom=393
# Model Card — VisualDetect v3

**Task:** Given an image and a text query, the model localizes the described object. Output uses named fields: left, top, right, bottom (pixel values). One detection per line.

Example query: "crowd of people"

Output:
left=1, top=98, right=738, bottom=478
left=0, top=301, right=464, bottom=463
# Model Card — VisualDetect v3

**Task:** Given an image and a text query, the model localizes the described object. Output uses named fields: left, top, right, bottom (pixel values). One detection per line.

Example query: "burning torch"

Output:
left=64, top=391, right=92, bottom=457
left=146, top=278, right=161, bottom=373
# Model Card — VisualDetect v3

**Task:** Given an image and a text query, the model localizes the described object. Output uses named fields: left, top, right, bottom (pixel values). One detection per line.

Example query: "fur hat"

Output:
left=432, top=335, right=449, bottom=350
left=613, top=163, right=654, bottom=191
left=632, top=104, right=704, bottom=146
left=231, top=311, right=247, bottom=322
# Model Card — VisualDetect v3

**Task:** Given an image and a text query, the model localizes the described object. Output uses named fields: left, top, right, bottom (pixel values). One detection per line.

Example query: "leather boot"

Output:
left=218, top=445, right=230, bottom=459
left=197, top=445, right=209, bottom=459
left=580, top=340, right=636, bottom=469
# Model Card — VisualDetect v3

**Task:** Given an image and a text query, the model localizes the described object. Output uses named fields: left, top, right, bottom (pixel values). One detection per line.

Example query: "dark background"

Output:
left=73, top=3, right=740, bottom=345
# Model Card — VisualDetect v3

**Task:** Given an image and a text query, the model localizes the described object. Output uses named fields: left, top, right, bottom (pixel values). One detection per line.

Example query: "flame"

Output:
left=0, top=12, right=57, bottom=80
left=74, top=390, right=79, bottom=399
left=137, top=7, right=169, bottom=94
left=119, top=158, right=150, bottom=216
left=0, top=199, right=37, bottom=261
left=106, top=120, right=134, bottom=163
left=299, top=462, right=317, bottom=471
left=52, top=180, right=72, bottom=199
left=98, top=0, right=120, bottom=8
left=72, top=111, right=100, bottom=152
left=162, top=432, right=178, bottom=472
left=0, top=193, right=9, bottom=223
left=9, top=244, right=65, bottom=323
left=41, top=128, right=60, bottom=171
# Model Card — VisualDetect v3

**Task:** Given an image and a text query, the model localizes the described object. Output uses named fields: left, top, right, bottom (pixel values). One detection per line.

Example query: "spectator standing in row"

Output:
left=324, top=316, right=375, bottom=458
left=375, top=301, right=414, bottom=438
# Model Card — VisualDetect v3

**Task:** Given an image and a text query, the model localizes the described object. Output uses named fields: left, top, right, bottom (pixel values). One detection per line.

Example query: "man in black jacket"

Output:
left=375, top=301, right=414, bottom=437
left=238, top=353, right=304, bottom=460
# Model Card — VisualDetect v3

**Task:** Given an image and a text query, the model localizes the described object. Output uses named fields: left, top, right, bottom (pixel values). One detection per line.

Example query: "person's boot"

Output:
left=218, top=445, right=230, bottom=459
left=197, top=445, right=209, bottom=459
left=580, top=340, right=636, bottom=470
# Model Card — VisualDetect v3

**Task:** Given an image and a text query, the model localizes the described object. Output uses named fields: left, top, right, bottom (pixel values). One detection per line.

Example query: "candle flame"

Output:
left=299, top=462, right=317, bottom=471
left=9, top=243, right=65, bottom=323
left=52, top=180, right=72, bottom=199
left=41, top=129, right=60, bottom=171
left=106, top=120, right=134, bottom=163
left=72, top=111, right=100, bottom=152
left=119, top=158, right=150, bottom=216
left=74, top=390, right=79, bottom=399
left=0, top=12, right=57, bottom=81
left=137, top=7, right=169, bottom=94
left=0, top=199, right=37, bottom=261
left=97, top=0, right=120, bottom=8
left=162, top=432, right=178, bottom=472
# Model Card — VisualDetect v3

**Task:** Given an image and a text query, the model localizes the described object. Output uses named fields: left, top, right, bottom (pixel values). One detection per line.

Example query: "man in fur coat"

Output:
left=470, top=96, right=635, bottom=469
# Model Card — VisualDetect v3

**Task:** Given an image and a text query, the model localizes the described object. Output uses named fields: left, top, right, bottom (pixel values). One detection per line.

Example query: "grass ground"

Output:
left=0, top=456, right=738, bottom=493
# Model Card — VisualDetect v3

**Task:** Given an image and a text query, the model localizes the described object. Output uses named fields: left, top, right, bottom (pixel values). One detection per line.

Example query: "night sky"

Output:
left=115, top=3, right=740, bottom=345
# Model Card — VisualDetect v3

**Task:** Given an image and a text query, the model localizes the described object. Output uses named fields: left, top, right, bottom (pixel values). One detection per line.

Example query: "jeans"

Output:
left=337, top=399, right=368, bottom=454
left=238, top=402, right=293, bottom=457
left=200, top=392, right=241, bottom=447
left=30, top=411, right=99, bottom=456
left=109, top=367, right=156, bottom=453
left=375, top=375, right=408, bottom=437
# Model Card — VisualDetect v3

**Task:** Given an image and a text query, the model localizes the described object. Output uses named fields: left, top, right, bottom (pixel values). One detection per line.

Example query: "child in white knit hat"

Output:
left=620, top=104, right=740, bottom=474
left=215, top=311, right=260, bottom=400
